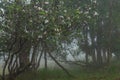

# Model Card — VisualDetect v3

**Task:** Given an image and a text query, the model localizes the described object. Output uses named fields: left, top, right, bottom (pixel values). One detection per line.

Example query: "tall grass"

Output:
left=16, top=68, right=72, bottom=80
left=14, top=62, right=120, bottom=80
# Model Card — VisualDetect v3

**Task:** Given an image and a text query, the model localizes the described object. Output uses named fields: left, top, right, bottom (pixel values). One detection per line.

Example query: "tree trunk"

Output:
left=107, top=48, right=112, bottom=64
left=49, top=52, right=73, bottom=77
left=96, top=48, right=103, bottom=65
left=44, top=51, right=47, bottom=69
left=85, top=52, right=89, bottom=64
left=102, top=49, right=107, bottom=63
left=92, top=49, right=96, bottom=64
left=19, top=41, right=31, bottom=69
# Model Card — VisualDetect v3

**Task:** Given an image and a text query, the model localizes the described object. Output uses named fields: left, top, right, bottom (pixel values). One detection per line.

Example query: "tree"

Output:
left=0, top=0, right=78, bottom=79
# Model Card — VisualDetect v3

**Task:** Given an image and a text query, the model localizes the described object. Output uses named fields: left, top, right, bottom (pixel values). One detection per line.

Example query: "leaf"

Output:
left=39, top=11, right=46, bottom=15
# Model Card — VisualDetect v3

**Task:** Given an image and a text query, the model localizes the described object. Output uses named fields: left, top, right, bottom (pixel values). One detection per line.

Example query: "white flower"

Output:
left=89, top=7, right=91, bottom=10
left=45, top=19, right=49, bottom=24
left=68, top=23, right=71, bottom=26
left=88, top=16, right=91, bottom=19
left=38, top=35, right=43, bottom=38
left=22, top=9, right=25, bottom=12
left=60, top=1, right=64, bottom=4
left=64, top=10, right=67, bottom=13
left=30, top=20, right=32, bottom=22
left=94, top=12, right=98, bottom=16
left=34, top=6, right=37, bottom=8
left=84, top=11, right=89, bottom=14
left=55, top=28, right=59, bottom=32
left=59, top=15, right=64, bottom=19
left=67, top=17, right=70, bottom=20
left=44, top=31, right=47, bottom=35
left=45, top=2, right=49, bottom=4
left=93, top=0, right=97, bottom=3
left=45, top=10, right=48, bottom=13
left=25, top=30, right=28, bottom=33
left=38, top=7, right=43, bottom=10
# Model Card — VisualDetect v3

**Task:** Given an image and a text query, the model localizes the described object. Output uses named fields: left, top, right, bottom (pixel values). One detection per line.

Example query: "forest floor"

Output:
left=15, top=62, right=120, bottom=80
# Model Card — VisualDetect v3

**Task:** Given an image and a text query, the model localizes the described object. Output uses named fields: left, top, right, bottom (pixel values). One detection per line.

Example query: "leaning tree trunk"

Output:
left=43, top=42, right=73, bottom=77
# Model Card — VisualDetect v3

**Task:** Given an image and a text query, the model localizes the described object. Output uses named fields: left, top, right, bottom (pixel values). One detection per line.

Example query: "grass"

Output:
left=16, top=68, right=71, bottom=80
left=15, top=62, right=120, bottom=80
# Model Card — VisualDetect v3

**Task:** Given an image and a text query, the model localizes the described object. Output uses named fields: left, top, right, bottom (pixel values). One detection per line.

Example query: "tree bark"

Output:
left=48, top=52, right=73, bottom=77
left=44, top=51, right=47, bottom=70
